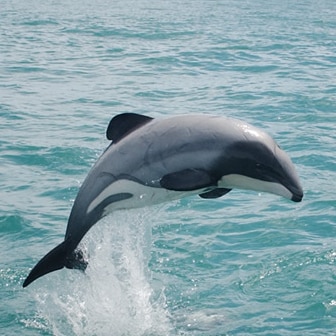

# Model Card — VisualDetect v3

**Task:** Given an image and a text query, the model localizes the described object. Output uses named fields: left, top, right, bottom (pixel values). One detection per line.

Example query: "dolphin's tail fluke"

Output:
left=23, top=239, right=88, bottom=288
left=23, top=240, right=69, bottom=288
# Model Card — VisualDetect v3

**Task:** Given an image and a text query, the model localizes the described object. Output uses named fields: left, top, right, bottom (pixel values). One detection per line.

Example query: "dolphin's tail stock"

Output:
left=23, top=238, right=88, bottom=288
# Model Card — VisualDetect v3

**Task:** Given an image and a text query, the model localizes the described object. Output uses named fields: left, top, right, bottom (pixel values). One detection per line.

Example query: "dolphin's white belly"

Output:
left=87, top=179, right=195, bottom=217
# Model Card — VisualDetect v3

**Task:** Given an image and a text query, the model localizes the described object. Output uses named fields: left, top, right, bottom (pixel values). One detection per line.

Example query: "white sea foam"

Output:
left=32, top=209, right=172, bottom=336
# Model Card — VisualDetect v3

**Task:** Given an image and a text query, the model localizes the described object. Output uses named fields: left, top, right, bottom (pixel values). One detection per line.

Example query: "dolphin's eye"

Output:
left=256, top=162, right=283, bottom=181
left=256, top=163, right=272, bottom=175
left=256, top=163, right=266, bottom=171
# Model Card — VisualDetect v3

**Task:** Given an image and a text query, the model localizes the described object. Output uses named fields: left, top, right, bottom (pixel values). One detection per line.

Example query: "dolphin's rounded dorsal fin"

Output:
left=106, top=113, right=153, bottom=143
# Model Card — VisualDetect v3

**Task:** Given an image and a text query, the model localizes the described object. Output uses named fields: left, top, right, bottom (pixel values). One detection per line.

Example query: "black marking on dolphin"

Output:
left=106, top=112, right=153, bottom=142
left=23, top=113, right=303, bottom=287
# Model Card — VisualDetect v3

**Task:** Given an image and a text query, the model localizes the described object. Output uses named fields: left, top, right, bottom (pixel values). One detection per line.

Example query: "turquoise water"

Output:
left=1, top=0, right=335, bottom=334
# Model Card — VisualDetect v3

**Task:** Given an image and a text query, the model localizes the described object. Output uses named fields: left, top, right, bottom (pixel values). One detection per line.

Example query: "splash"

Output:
left=31, top=209, right=172, bottom=336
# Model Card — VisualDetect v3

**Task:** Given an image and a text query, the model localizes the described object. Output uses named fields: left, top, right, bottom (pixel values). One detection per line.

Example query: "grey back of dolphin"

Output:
left=23, top=113, right=303, bottom=287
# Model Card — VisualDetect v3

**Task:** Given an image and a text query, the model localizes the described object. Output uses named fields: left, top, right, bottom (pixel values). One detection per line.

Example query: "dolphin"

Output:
left=23, top=113, right=303, bottom=287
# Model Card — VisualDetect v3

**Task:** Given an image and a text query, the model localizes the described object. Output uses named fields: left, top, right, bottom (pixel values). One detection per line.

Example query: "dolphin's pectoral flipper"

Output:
left=199, top=188, right=232, bottom=199
left=160, top=168, right=217, bottom=191
left=23, top=239, right=71, bottom=288
left=106, top=113, right=153, bottom=142
left=65, top=248, right=88, bottom=271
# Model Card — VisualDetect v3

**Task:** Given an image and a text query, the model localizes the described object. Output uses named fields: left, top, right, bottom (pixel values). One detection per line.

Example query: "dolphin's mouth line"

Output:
left=255, top=163, right=303, bottom=203
left=276, top=175, right=303, bottom=203
left=291, top=192, right=303, bottom=202
left=274, top=178, right=303, bottom=203
left=288, top=186, right=303, bottom=202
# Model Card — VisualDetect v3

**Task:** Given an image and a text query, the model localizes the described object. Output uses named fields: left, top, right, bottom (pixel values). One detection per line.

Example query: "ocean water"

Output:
left=1, top=0, right=335, bottom=335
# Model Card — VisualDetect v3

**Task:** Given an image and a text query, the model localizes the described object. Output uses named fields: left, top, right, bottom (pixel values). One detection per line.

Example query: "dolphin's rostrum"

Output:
left=23, top=113, right=303, bottom=287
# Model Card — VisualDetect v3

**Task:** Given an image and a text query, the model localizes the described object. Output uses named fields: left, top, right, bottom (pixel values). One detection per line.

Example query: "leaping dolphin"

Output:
left=23, top=113, right=303, bottom=287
